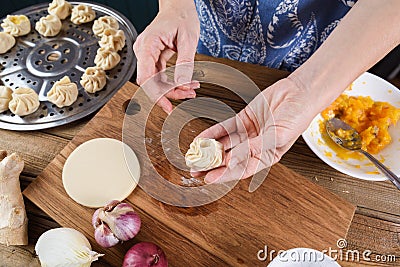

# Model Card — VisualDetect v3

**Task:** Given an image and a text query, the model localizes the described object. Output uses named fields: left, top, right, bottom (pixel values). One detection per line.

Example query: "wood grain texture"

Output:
left=1, top=54, right=397, bottom=266
left=24, top=80, right=355, bottom=266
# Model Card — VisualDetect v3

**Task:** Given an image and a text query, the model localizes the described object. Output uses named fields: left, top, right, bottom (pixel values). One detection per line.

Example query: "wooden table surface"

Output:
left=1, top=54, right=399, bottom=266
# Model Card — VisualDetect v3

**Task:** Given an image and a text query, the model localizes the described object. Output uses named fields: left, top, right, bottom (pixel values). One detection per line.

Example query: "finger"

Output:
left=156, top=96, right=173, bottom=114
left=225, top=138, right=253, bottom=169
left=190, top=170, right=206, bottom=178
left=156, top=48, right=175, bottom=72
left=174, top=32, right=197, bottom=88
left=197, top=116, right=238, bottom=140
left=205, top=157, right=264, bottom=184
left=134, top=37, right=164, bottom=85
left=217, top=132, right=242, bottom=151
left=165, top=88, right=196, bottom=100
left=175, top=80, right=200, bottom=91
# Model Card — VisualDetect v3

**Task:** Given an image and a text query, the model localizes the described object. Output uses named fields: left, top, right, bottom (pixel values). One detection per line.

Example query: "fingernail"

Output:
left=228, top=158, right=238, bottom=168
left=204, top=177, right=214, bottom=184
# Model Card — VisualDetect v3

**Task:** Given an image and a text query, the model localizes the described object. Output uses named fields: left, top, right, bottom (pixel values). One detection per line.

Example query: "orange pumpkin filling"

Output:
left=321, top=95, right=400, bottom=155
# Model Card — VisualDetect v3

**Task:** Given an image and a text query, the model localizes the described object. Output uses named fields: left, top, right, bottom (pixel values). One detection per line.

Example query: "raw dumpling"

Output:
left=0, top=86, right=13, bottom=113
left=80, top=67, right=106, bottom=93
left=99, top=28, right=125, bottom=52
left=35, top=15, right=62, bottom=37
left=0, top=32, right=16, bottom=54
left=1, top=15, right=31, bottom=37
left=185, top=138, right=224, bottom=171
left=47, top=76, right=78, bottom=108
left=92, top=16, right=119, bottom=37
left=94, top=47, right=120, bottom=70
left=71, top=4, right=96, bottom=25
left=9, top=87, right=40, bottom=116
left=48, top=0, right=72, bottom=20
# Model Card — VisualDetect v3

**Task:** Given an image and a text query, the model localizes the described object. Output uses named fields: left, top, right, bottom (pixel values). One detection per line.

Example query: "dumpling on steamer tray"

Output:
left=0, top=86, right=13, bottom=113
left=99, top=28, right=126, bottom=52
left=80, top=67, right=106, bottom=94
left=48, top=0, right=72, bottom=20
left=35, top=14, right=62, bottom=37
left=1, top=15, right=31, bottom=37
left=47, top=76, right=78, bottom=108
left=0, top=32, right=16, bottom=54
left=71, top=4, right=96, bottom=25
left=9, top=87, right=40, bottom=116
left=94, top=47, right=120, bottom=70
left=92, top=16, right=119, bottom=37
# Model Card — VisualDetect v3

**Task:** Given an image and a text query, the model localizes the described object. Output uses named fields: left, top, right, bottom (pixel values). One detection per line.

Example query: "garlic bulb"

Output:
left=35, top=228, right=103, bottom=267
left=92, top=200, right=141, bottom=248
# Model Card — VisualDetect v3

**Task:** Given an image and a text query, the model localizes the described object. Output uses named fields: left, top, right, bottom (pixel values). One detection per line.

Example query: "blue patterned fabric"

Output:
left=195, top=0, right=357, bottom=71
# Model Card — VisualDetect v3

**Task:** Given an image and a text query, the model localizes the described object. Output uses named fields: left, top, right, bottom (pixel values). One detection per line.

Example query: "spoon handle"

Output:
left=360, top=150, right=400, bottom=189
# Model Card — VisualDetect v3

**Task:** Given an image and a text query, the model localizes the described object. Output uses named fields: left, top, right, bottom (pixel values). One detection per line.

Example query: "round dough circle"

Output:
left=62, top=138, right=140, bottom=208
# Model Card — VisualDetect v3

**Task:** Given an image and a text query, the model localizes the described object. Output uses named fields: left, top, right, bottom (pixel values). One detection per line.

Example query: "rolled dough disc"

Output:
left=62, top=138, right=140, bottom=208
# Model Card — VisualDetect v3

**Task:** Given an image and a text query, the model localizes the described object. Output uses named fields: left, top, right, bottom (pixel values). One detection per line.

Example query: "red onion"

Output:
left=123, top=242, right=168, bottom=267
left=92, top=200, right=141, bottom=248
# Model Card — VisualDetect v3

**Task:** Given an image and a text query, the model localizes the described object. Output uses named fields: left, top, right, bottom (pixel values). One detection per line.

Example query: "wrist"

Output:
left=159, top=0, right=196, bottom=13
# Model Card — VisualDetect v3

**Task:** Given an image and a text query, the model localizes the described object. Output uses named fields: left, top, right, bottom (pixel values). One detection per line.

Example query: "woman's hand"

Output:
left=133, top=0, right=200, bottom=114
left=192, top=76, right=321, bottom=184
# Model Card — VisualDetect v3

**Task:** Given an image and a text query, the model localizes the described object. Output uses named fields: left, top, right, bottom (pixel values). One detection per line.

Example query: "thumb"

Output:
left=174, top=32, right=197, bottom=88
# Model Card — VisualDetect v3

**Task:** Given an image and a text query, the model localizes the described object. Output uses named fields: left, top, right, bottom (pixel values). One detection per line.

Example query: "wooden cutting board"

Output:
left=24, top=81, right=356, bottom=266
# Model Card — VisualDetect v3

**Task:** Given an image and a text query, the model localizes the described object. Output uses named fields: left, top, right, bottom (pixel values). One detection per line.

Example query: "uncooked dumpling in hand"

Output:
left=1, top=15, right=31, bottom=37
left=92, top=16, right=119, bottom=37
left=71, top=4, right=96, bottom=25
left=185, top=138, right=224, bottom=171
left=48, top=0, right=72, bottom=20
left=9, top=87, right=40, bottom=116
left=0, top=32, right=16, bottom=54
left=47, top=76, right=78, bottom=108
left=35, top=15, right=62, bottom=37
left=0, top=86, right=13, bottom=113
left=99, top=28, right=125, bottom=52
left=94, top=47, right=120, bottom=70
left=80, top=67, right=106, bottom=93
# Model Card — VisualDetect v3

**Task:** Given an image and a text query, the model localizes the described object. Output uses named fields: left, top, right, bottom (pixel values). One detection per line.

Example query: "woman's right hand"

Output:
left=133, top=0, right=200, bottom=114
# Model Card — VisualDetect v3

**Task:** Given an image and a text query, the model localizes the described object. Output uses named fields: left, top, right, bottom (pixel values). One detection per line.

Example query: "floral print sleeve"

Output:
left=195, top=0, right=356, bottom=71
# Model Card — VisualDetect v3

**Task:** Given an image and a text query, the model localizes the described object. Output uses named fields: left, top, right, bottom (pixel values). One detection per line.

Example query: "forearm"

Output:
left=290, top=0, right=400, bottom=113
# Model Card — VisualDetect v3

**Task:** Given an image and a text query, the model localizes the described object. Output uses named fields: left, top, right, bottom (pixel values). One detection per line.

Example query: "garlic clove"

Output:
left=94, top=223, right=120, bottom=248
left=92, top=201, right=141, bottom=247
left=98, top=202, right=141, bottom=241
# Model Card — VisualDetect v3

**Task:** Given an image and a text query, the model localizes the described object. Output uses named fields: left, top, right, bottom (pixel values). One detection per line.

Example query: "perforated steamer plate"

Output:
left=0, top=1, right=137, bottom=130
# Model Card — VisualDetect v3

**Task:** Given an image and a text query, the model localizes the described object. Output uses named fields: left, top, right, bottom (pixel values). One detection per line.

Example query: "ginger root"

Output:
left=0, top=151, right=28, bottom=246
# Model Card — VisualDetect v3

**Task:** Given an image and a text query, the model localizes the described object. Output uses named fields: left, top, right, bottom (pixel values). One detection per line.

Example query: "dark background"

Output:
left=1, top=0, right=399, bottom=83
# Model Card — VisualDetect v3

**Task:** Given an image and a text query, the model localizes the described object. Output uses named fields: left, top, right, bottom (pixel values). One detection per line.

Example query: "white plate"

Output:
left=302, top=72, right=400, bottom=181
left=267, top=248, right=341, bottom=267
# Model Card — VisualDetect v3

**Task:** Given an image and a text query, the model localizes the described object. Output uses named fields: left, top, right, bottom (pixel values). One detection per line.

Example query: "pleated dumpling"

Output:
left=9, top=87, right=40, bottom=116
left=35, top=15, right=62, bottom=37
left=48, top=0, right=72, bottom=20
left=1, top=15, right=31, bottom=37
left=99, top=28, right=125, bottom=52
left=94, top=47, right=120, bottom=70
left=80, top=67, right=106, bottom=93
left=0, top=86, right=13, bottom=113
left=0, top=32, right=16, bottom=54
left=47, top=76, right=78, bottom=108
left=71, top=4, right=96, bottom=25
left=92, top=16, right=119, bottom=37
left=185, top=138, right=224, bottom=171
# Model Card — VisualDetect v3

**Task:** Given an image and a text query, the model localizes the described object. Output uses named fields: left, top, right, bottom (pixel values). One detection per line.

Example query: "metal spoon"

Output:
left=326, top=117, right=400, bottom=189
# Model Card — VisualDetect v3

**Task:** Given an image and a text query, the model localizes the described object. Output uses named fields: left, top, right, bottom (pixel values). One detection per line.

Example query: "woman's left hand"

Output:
left=192, top=76, right=321, bottom=184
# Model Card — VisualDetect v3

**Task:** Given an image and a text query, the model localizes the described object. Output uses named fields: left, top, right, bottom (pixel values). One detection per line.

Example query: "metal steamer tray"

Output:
left=0, top=1, right=137, bottom=130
